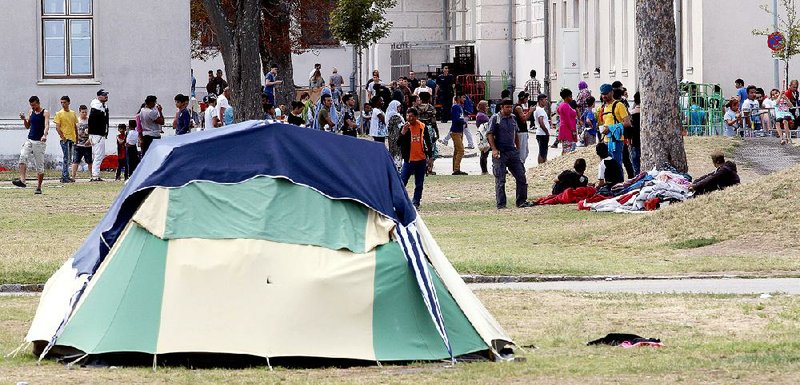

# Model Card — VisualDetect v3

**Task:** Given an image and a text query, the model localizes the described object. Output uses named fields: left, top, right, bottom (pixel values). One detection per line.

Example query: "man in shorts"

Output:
left=13, top=96, right=50, bottom=194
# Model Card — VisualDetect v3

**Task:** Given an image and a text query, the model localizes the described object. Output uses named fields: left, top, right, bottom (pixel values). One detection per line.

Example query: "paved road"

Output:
left=469, top=278, right=800, bottom=294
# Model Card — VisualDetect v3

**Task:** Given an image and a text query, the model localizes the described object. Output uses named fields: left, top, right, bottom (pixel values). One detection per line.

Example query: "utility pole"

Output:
left=543, top=0, right=551, bottom=100
left=773, top=0, right=781, bottom=88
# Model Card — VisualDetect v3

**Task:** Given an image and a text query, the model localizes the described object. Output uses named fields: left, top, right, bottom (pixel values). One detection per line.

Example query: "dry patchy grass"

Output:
left=3, top=291, right=800, bottom=384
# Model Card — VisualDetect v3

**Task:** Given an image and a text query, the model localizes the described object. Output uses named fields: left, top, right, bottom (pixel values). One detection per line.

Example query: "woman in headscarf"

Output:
left=386, top=100, right=404, bottom=170
left=575, top=80, right=592, bottom=118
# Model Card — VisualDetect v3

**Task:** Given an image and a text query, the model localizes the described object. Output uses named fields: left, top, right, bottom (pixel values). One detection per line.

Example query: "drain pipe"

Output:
left=443, top=0, right=450, bottom=63
left=508, top=0, right=515, bottom=92
left=675, top=0, right=683, bottom=82
left=543, top=0, right=550, bottom=99
left=350, top=45, right=357, bottom=94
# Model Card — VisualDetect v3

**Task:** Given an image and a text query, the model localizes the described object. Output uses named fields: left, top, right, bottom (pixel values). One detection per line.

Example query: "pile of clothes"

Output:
left=578, top=167, right=693, bottom=213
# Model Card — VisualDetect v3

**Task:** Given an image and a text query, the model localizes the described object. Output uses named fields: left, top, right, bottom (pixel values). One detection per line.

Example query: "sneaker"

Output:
left=69, top=178, right=76, bottom=182
left=438, top=139, right=449, bottom=146
left=465, top=145, right=475, bottom=149
left=11, top=179, right=26, bottom=188
left=60, top=178, right=71, bottom=183
left=90, top=177, right=104, bottom=182
left=517, top=201, right=536, bottom=208
left=456, top=171, right=468, bottom=175
left=34, top=188, right=42, bottom=195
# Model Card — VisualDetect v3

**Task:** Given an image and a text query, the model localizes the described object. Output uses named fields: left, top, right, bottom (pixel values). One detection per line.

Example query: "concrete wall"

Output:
left=1, top=1, right=190, bottom=123
left=700, top=0, right=800, bottom=98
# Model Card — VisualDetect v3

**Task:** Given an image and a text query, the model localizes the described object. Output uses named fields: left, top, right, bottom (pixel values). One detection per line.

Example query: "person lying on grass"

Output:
left=551, top=158, right=589, bottom=195
left=689, top=151, right=740, bottom=195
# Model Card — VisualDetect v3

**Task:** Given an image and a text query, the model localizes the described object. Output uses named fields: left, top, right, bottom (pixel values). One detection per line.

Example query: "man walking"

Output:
left=436, top=66, right=455, bottom=123
left=524, top=70, right=541, bottom=104
left=450, top=93, right=467, bottom=175
left=54, top=95, right=78, bottom=183
left=264, top=65, right=282, bottom=105
left=487, top=99, right=532, bottom=208
left=139, top=95, right=165, bottom=157
left=88, top=89, right=109, bottom=181
left=398, top=107, right=433, bottom=209
left=13, top=96, right=49, bottom=194
left=206, top=70, right=217, bottom=96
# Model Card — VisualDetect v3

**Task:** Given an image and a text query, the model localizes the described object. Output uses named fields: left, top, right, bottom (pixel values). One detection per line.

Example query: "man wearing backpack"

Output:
left=487, top=99, right=533, bottom=209
left=597, top=84, right=631, bottom=168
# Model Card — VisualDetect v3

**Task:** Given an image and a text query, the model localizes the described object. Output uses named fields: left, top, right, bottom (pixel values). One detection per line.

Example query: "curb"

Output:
left=460, top=273, right=800, bottom=284
left=0, top=284, right=44, bottom=293
left=4, top=274, right=800, bottom=293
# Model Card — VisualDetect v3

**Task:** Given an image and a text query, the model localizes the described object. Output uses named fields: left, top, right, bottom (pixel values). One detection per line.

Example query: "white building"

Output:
left=1, top=0, right=190, bottom=159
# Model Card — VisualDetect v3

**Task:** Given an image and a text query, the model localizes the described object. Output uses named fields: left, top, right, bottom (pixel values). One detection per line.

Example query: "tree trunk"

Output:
left=202, top=0, right=263, bottom=122
left=259, top=0, right=295, bottom=106
left=636, top=0, right=688, bottom=173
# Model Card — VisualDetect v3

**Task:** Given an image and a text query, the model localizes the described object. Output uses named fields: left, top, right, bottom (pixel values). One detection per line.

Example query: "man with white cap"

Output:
left=88, top=89, right=109, bottom=181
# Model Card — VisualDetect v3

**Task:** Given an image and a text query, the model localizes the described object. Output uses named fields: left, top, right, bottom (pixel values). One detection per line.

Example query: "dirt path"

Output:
left=734, top=138, right=800, bottom=175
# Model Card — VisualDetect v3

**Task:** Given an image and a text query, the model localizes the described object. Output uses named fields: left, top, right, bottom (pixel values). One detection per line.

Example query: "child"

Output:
left=71, top=105, right=92, bottom=180
left=126, top=120, right=140, bottom=176
left=775, top=91, right=795, bottom=144
left=556, top=88, right=578, bottom=154
left=115, top=124, right=128, bottom=181
left=360, top=102, right=373, bottom=137
left=595, top=143, right=624, bottom=196
left=582, top=96, right=598, bottom=145
left=552, top=158, right=589, bottom=195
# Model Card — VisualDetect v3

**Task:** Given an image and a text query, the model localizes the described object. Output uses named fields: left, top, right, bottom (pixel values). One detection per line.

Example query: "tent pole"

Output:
left=266, top=356, right=273, bottom=371
left=152, top=354, right=157, bottom=372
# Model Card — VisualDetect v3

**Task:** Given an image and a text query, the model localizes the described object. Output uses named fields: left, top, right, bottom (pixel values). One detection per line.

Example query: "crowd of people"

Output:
left=715, top=79, right=799, bottom=144
left=13, top=63, right=792, bottom=208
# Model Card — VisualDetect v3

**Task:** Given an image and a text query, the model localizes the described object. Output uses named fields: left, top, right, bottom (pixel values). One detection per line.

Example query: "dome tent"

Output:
left=25, top=121, right=514, bottom=365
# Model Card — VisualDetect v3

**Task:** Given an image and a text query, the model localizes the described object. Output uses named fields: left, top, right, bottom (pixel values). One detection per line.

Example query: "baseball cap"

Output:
left=97, top=89, right=109, bottom=96
left=599, top=84, right=613, bottom=94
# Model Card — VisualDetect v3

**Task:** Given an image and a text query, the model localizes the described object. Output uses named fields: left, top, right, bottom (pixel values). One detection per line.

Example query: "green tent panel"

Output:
left=373, top=242, right=487, bottom=361
left=56, top=224, right=168, bottom=354
left=163, top=177, right=371, bottom=253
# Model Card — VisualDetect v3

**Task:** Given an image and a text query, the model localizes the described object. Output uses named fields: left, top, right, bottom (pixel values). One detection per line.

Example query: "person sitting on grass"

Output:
left=595, top=143, right=623, bottom=196
left=689, top=151, right=740, bottom=196
left=552, top=158, right=589, bottom=195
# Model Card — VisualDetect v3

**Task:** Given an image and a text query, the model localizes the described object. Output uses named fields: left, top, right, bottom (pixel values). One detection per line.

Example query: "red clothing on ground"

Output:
left=535, top=186, right=597, bottom=205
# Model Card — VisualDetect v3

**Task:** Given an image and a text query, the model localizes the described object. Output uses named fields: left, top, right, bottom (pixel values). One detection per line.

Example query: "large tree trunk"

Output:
left=202, top=0, right=263, bottom=121
left=259, top=0, right=295, bottom=106
left=636, top=0, right=688, bottom=172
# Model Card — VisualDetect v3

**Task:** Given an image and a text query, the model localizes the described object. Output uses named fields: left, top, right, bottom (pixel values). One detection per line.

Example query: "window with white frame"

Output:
left=42, top=0, right=93, bottom=78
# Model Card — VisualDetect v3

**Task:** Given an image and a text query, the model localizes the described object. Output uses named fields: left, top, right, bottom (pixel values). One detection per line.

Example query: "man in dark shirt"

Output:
left=340, top=94, right=358, bottom=137
left=205, top=70, right=217, bottom=96
left=287, top=101, right=305, bottom=126
left=690, top=152, right=740, bottom=195
left=436, top=66, right=455, bottom=123
left=487, top=99, right=532, bottom=209
left=214, top=69, right=228, bottom=96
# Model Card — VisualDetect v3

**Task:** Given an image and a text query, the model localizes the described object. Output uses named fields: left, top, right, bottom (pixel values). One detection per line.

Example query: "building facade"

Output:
left=1, top=0, right=191, bottom=125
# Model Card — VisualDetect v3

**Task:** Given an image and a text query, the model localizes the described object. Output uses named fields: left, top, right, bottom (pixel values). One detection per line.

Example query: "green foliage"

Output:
left=329, top=0, right=397, bottom=52
left=670, top=238, right=719, bottom=250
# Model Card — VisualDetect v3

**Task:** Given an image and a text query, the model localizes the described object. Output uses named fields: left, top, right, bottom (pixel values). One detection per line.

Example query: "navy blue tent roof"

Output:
left=72, top=121, right=416, bottom=274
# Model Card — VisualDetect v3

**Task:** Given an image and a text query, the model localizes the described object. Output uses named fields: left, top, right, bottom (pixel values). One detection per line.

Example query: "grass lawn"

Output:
left=1, top=137, right=798, bottom=284
left=3, top=290, right=800, bottom=384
